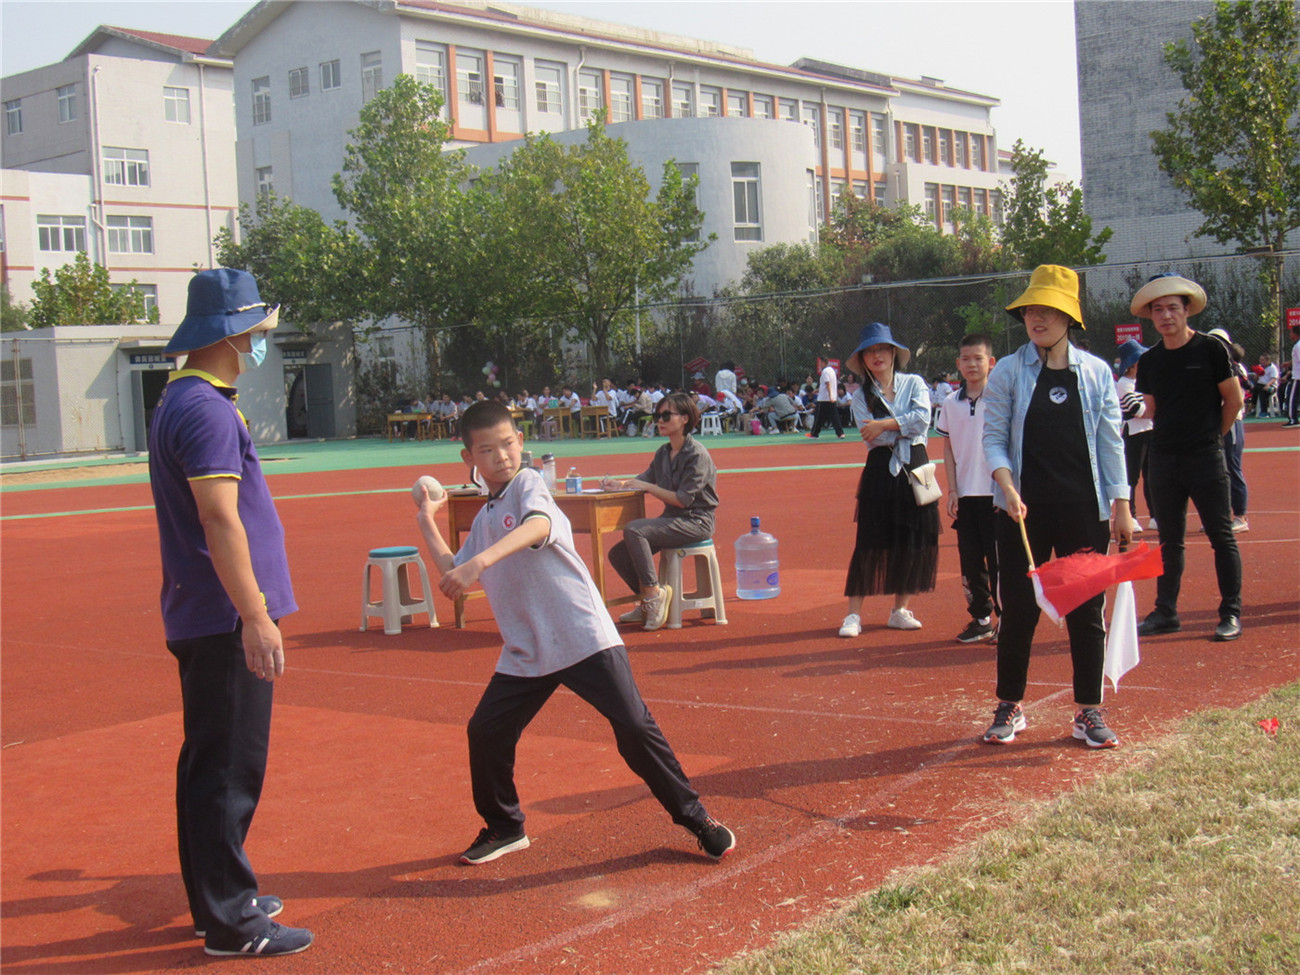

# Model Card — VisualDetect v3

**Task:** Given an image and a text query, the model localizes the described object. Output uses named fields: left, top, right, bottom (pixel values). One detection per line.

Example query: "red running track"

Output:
left=2, top=430, right=1297, bottom=973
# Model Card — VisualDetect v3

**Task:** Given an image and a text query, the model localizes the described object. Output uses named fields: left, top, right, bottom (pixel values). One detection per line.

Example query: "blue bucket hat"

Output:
left=1115, top=338, right=1148, bottom=375
left=846, top=322, right=911, bottom=376
left=164, top=268, right=279, bottom=357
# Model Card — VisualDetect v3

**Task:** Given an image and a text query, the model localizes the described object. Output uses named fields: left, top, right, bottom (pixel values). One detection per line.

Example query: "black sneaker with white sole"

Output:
left=459, top=827, right=530, bottom=865
left=204, top=922, right=313, bottom=957
left=1073, top=708, right=1119, bottom=748
left=981, top=701, right=1026, bottom=744
left=956, top=618, right=997, bottom=643
left=195, top=894, right=283, bottom=938
left=690, top=817, right=736, bottom=859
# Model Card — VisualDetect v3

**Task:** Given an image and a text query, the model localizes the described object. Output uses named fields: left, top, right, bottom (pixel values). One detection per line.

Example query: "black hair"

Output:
left=460, top=400, right=516, bottom=448
left=659, top=391, right=700, bottom=434
left=959, top=332, right=994, bottom=354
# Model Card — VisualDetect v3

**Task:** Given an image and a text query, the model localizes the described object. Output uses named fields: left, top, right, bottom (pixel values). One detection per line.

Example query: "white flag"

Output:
left=1103, top=581, right=1141, bottom=695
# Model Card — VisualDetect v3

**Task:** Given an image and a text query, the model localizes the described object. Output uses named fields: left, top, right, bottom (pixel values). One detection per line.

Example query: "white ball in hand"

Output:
left=412, top=475, right=444, bottom=505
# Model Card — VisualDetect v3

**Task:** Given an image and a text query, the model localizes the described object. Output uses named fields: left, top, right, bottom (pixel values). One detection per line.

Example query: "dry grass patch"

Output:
left=721, top=683, right=1300, bottom=975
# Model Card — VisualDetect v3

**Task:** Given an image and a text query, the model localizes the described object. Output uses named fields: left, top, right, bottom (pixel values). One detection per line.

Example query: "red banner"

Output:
left=1114, top=323, right=1143, bottom=344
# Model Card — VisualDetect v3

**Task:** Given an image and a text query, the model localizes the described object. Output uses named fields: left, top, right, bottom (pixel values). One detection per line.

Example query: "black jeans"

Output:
left=808, top=401, right=843, bottom=438
left=467, top=647, right=706, bottom=833
left=167, top=623, right=275, bottom=944
left=1123, top=428, right=1153, bottom=519
left=955, top=495, right=999, bottom=621
left=1222, top=420, right=1247, bottom=517
left=1147, top=448, right=1242, bottom=620
left=994, top=506, right=1109, bottom=706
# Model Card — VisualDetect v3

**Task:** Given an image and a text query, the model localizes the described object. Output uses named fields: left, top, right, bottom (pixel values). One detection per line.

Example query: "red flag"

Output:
left=1029, top=542, right=1164, bottom=624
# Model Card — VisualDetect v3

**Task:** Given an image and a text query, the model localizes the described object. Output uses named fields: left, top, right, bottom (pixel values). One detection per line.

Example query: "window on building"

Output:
left=829, top=108, right=844, bottom=150
left=577, top=68, right=603, bottom=119
left=849, top=110, right=867, bottom=153
left=36, top=215, right=86, bottom=252
left=922, top=128, right=935, bottom=163
left=110, top=283, right=158, bottom=320
left=288, top=66, right=309, bottom=99
left=830, top=179, right=845, bottom=207
left=1, top=358, right=36, bottom=427
left=873, top=180, right=887, bottom=204
left=535, top=61, right=563, bottom=114
left=494, top=56, right=521, bottom=110
left=5, top=99, right=21, bottom=135
left=871, top=112, right=888, bottom=157
left=992, top=188, right=1003, bottom=225
left=455, top=51, right=484, bottom=105
left=970, top=135, right=983, bottom=170
left=256, top=166, right=274, bottom=199
left=923, top=183, right=938, bottom=223
left=361, top=51, right=383, bottom=102
left=252, top=76, right=271, bottom=124
left=107, top=215, right=153, bottom=254
left=904, top=124, right=918, bottom=161
left=726, top=91, right=747, bottom=118
left=671, top=82, right=694, bottom=118
left=954, top=131, right=967, bottom=167
left=641, top=78, right=664, bottom=119
left=699, top=86, right=722, bottom=117
left=779, top=98, right=798, bottom=122
left=732, top=162, right=761, bottom=241
left=752, top=94, right=774, bottom=120
left=677, top=162, right=699, bottom=241
left=973, top=187, right=988, bottom=215
left=415, top=41, right=446, bottom=102
left=957, top=186, right=972, bottom=215
left=814, top=177, right=825, bottom=226
left=320, top=59, right=342, bottom=92
left=801, top=102, right=820, bottom=146
left=807, top=169, right=818, bottom=242
left=940, top=185, right=955, bottom=224
left=609, top=73, right=633, bottom=122
left=103, top=147, right=150, bottom=187
left=938, top=130, right=950, bottom=165
left=851, top=180, right=868, bottom=198
left=57, top=84, right=76, bottom=123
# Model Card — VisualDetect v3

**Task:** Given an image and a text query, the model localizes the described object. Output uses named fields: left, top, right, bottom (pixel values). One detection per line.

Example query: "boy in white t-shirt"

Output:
left=415, top=401, right=736, bottom=866
left=935, top=334, right=999, bottom=643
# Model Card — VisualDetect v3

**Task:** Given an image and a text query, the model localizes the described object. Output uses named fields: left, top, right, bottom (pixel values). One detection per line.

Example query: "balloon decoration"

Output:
left=481, top=360, right=502, bottom=388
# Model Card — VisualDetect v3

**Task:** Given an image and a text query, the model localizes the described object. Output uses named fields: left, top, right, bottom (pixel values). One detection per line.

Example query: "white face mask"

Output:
left=227, top=331, right=268, bottom=374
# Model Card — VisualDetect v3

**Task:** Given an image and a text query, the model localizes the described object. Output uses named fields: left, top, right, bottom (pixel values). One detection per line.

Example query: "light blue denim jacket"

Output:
left=851, top=372, right=931, bottom=476
left=982, top=341, right=1128, bottom=522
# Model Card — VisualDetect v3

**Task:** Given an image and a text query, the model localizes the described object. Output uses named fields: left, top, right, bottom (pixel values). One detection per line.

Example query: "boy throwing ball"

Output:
left=415, top=401, right=736, bottom=865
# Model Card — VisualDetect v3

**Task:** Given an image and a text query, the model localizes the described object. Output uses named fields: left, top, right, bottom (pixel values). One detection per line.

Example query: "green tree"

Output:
left=2, top=286, right=30, bottom=332
left=28, top=252, right=158, bottom=328
left=332, top=74, right=477, bottom=382
left=215, top=192, right=366, bottom=329
left=1151, top=0, right=1300, bottom=349
left=482, top=116, right=711, bottom=376
left=999, top=140, right=1111, bottom=268
left=728, top=242, right=840, bottom=378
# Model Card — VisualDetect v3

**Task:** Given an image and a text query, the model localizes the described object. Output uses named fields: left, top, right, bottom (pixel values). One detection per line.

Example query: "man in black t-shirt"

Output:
left=1132, top=274, right=1244, bottom=642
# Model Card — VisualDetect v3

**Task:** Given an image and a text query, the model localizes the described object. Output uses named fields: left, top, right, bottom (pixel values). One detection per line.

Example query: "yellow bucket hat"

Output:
left=1006, top=264, right=1083, bottom=328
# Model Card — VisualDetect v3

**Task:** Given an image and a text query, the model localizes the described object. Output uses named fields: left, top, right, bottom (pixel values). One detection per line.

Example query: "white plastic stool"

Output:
left=361, top=545, right=438, bottom=635
left=656, top=539, right=728, bottom=629
left=699, top=413, right=722, bottom=436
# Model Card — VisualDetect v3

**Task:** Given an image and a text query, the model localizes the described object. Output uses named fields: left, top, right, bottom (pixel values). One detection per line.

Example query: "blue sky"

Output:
left=1, top=0, right=1084, bottom=180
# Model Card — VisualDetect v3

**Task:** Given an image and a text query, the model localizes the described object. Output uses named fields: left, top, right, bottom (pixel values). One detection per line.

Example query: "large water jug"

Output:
left=735, top=516, right=780, bottom=599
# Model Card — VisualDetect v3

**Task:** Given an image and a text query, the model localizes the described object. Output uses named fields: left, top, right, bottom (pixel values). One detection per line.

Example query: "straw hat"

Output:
left=847, top=322, right=911, bottom=375
left=1129, top=273, right=1206, bottom=318
left=1006, top=264, right=1083, bottom=328
left=164, top=268, right=279, bottom=357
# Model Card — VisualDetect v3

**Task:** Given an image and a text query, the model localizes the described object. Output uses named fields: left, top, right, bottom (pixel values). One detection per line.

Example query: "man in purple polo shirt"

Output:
left=148, top=268, right=312, bottom=957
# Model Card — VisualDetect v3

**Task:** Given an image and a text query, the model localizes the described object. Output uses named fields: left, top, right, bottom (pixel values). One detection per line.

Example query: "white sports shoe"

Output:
left=887, top=608, right=922, bottom=630
left=618, top=603, right=646, bottom=624
left=838, top=613, right=861, bottom=637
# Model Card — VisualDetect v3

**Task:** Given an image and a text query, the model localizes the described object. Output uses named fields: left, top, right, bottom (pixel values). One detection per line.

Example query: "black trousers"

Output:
left=955, top=495, right=999, bottom=621
left=1122, top=428, right=1153, bottom=519
left=1147, top=448, right=1242, bottom=620
left=167, top=623, right=275, bottom=944
left=994, top=506, right=1109, bottom=706
left=808, top=401, right=843, bottom=438
left=467, top=647, right=706, bottom=833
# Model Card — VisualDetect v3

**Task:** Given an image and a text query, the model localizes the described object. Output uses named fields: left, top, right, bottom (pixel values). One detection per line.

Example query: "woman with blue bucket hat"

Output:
left=835, top=322, right=940, bottom=638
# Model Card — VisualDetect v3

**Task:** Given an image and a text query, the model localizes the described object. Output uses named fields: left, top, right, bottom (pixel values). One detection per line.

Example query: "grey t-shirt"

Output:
left=454, top=468, right=620, bottom=677
left=637, top=434, right=719, bottom=524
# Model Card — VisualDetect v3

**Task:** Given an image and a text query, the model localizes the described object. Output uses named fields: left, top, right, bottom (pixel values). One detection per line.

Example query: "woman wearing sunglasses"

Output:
left=604, top=392, right=719, bottom=631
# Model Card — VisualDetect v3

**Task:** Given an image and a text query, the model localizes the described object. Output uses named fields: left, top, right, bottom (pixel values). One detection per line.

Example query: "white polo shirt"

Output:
left=935, top=387, right=993, bottom=498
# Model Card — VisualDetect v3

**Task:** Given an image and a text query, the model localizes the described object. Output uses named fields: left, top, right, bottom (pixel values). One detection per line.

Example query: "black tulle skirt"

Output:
left=844, top=444, right=941, bottom=597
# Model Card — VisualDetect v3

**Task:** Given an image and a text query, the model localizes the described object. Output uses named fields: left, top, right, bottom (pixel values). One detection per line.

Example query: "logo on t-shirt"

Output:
left=502, top=513, right=516, bottom=530
left=1049, top=386, right=1068, bottom=405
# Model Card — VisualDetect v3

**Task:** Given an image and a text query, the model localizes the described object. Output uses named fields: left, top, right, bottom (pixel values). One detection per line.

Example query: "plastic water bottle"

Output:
left=566, top=467, right=582, bottom=493
left=735, top=516, right=780, bottom=599
left=542, top=453, right=557, bottom=491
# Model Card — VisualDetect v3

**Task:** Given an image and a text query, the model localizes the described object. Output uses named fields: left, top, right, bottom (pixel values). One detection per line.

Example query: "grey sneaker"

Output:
left=982, top=701, right=1026, bottom=744
left=195, top=894, right=283, bottom=938
left=204, top=922, right=313, bottom=957
left=643, top=584, right=672, bottom=631
left=1072, top=708, right=1119, bottom=748
left=618, top=603, right=646, bottom=624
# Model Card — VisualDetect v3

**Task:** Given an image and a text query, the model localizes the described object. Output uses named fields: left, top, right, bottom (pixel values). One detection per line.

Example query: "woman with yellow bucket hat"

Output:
left=980, top=265, right=1134, bottom=748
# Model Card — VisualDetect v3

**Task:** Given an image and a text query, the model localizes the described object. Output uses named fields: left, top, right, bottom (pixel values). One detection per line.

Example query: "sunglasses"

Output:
left=654, top=411, right=680, bottom=421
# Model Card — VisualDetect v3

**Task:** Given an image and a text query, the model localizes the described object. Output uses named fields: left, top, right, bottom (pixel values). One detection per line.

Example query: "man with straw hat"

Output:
left=148, top=268, right=313, bottom=956
left=1131, top=273, right=1243, bottom=642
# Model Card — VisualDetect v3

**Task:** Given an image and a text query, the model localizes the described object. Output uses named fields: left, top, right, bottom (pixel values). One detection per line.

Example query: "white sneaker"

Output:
left=643, top=584, right=672, bottom=631
left=838, top=614, right=861, bottom=637
left=1231, top=516, right=1249, bottom=533
left=887, top=608, right=922, bottom=630
left=618, top=603, right=646, bottom=624
left=1147, top=517, right=1158, bottom=531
